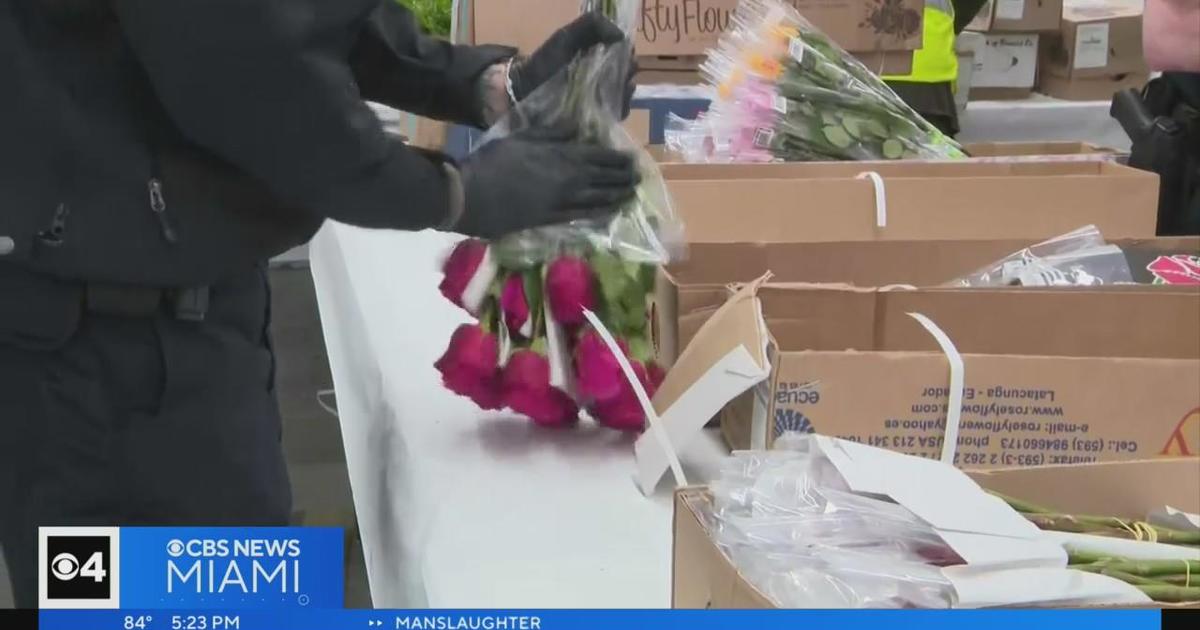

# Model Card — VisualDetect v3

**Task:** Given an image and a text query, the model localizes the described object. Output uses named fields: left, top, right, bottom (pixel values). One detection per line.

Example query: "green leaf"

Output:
left=865, top=119, right=889, bottom=139
left=590, top=250, right=629, bottom=304
left=823, top=125, right=852, bottom=149
left=530, top=337, right=547, bottom=355
left=882, top=139, right=904, bottom=159
left=627, top=335, right=653, bottom=364
left=841, top=116, right=863, bottom=140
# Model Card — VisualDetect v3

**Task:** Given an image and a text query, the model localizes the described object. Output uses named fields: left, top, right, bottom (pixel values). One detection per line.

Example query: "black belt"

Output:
left=84, top=283, right=210, bottom=322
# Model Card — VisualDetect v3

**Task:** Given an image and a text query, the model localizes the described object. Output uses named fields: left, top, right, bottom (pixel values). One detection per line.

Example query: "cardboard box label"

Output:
left=639, top=0, right=732, bottom=51
left=1074, top=23, right=1111, bottom=69
left=472, top=0, right=927, bottom=56
left=971, top=34, right=1039, bottom=88
left=769, top=358, right=1200, bottom=467
left=995, top=0, right=1025, bottom=20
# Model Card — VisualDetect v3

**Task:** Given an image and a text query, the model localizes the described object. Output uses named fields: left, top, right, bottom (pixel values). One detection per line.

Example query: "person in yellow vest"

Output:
left=883, top=0, right=990, bottom=137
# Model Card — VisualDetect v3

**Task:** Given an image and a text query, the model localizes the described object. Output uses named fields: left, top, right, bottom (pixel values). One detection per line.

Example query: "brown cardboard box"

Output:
left=971, top=0, right=1065, bottom=32
left=661, top=161, right=1159, bottom=244
left=1043, top=0, right=1147, bottom=80
left=963, top=140, right=1118, bottom=157
left=966, top=0, right=996, bottom=31
left=654, top=236, right=1192, bottom=363
left=672, top=459, right=1200, bottom=608
left=651, top=141, right=1120, bottom=162
left=623, top=109, right=652, bottom=146
left=634, top=49, right=914, bottom=85
left=467, top=0, right=925, bottom=54
left=1039, top=71, right=1150, bottom=101
left=712, top=281, right=1200, bottom=458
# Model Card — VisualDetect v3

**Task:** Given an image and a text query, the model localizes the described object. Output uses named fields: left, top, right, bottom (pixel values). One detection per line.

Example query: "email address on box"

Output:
left=396, top=615, right=542, bottom=630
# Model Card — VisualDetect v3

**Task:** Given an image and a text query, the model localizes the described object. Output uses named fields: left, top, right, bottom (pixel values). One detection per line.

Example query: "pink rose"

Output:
left=439, top=239, right=498, bottom=315
left=646, top=361, right=666, bottom=392
left=501, top=350, right=579, bottom=427
left=434, top=324, right=502, bottom=410
left=545, top=255, right=596, bottom=328
left=1147, top=255, right=1200, bottom=285
left=591, top=360, right=656, bottom=433
left=573, top=327, right=630, bottom=404
left=500, top=274, right=534, bottom=338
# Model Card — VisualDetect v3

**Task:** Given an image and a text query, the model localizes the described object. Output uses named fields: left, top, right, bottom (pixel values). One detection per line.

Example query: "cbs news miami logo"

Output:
left=38, top=527, right=121, bottom=609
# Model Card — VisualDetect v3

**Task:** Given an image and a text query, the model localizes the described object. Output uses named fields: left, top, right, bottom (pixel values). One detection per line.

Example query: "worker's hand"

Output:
left=511, top=13, right=637, bottom=118
left=452, top=130, right=640, bottom=240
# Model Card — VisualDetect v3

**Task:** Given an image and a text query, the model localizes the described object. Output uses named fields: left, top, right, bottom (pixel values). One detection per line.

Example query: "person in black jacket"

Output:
left=0, top=0, right=639, bottom=608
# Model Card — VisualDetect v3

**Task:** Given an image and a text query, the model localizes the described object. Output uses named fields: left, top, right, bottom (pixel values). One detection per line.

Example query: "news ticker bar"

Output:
left=0, top=608, right=1185, bottom=630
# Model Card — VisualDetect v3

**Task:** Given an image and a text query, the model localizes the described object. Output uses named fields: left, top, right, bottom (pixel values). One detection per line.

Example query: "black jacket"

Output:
left=0, top=0, right=512, bottom=286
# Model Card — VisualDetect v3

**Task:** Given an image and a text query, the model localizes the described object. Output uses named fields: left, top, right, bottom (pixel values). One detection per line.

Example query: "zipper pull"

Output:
left=148, top=178, right=178, bottom=244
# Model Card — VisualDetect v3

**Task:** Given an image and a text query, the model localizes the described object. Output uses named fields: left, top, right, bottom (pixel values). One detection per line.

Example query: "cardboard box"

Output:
left=657, top=238, right=1041, bottom=363
left=661, top=160, right=1159, bottom=245
left=709, top=282, right=1200, bottom=457
left=635, top=49, right=914, bottom=86
left=1039, top=71, right=1150, bottom=101
left=654, top=236, right=1189, bottom=363
left=467, top=0, right=926, bottom=55
left=672, top=459, right=1200, bottom=608
left=963, top=140, right=1118, bottom=157
left=969, top=0, right=1065, bottom=32
left=1043, top=0, right=1147, bottom=80
left=963, top=32, right=1040, bottom=90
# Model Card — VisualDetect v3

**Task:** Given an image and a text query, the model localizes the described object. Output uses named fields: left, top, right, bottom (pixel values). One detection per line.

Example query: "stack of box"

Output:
left=647, top=156, right=1199, bottom=609
left=1038, top=0, right=1149, bottom=100
left=645, top=157, right=1198, bottom=467
left=459, top=0, right=926, bottom=83
left=964, top=0, right=1065, bottom=99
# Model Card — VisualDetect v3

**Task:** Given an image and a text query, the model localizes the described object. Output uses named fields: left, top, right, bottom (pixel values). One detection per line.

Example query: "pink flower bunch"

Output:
left=434, top=240, right=664, bottom=432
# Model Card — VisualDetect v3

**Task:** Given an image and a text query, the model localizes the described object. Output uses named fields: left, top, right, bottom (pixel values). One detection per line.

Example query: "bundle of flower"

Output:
left=992, top=491, right=1200, bottom=603
left=681, top=0, right=965, bottom=162
left=432, top=0, right=680, bottom=432
left=435, top=240, right=667, bottom=430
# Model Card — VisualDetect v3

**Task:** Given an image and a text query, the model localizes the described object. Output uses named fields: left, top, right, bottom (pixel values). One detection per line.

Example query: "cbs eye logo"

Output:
left=39, top=527, right=121, bottom=609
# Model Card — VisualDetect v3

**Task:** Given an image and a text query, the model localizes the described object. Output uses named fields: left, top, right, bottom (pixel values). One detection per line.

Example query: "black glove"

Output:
left=510, top=12, right=637, bottom=119
left=452, top=130, right=640, bottom=240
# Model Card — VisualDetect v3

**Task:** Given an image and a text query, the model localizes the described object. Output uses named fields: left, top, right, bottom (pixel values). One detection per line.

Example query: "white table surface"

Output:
left=308, top=223, right=728, bottom=608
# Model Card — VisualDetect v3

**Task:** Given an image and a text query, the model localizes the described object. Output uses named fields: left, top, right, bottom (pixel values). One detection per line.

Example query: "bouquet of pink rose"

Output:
left=433, top=0, right=682, bottom=432
left=435, top=240, right=668, bottom=430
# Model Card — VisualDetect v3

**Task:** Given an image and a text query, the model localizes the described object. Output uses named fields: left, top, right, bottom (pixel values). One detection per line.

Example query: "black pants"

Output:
left=0, top=265, right=291, bottom=608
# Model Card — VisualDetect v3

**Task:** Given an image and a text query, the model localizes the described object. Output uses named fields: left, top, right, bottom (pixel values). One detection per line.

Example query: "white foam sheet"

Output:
left=308, top=223, right=728, bottom=607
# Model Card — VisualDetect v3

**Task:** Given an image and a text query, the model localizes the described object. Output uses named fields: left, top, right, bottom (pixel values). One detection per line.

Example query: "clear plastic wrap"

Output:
left=675, top=0, right=965, bottom=163
left=945, top=226, right=1135, bottom=287
left=480, top=0, right=684, bottom=267
left=701, top=436, right=959, bottom=608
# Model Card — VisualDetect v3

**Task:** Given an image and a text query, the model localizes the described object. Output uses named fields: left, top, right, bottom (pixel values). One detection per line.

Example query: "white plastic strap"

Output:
left=907, top=313, right=964, bottom=465
left=856, top=171, right=888, bottom=228
left=583, top=309, right=687, bottom=488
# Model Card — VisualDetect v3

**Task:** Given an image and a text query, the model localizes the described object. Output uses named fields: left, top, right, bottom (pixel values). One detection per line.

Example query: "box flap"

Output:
left=667, top=164, right=1158, bottom=244
left=758, top=284, right=1200, bottom=360
left=639, top=281, right=772, bottom=493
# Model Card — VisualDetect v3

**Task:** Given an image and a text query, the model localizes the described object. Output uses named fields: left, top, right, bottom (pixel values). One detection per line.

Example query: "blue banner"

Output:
left=38, top=609, right=1169, bottom=630
left=38, top=527, right=344, bottom=610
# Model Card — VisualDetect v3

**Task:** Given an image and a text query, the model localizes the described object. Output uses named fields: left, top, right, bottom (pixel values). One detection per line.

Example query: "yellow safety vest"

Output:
left=882, top=1, right=958, bottom=85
